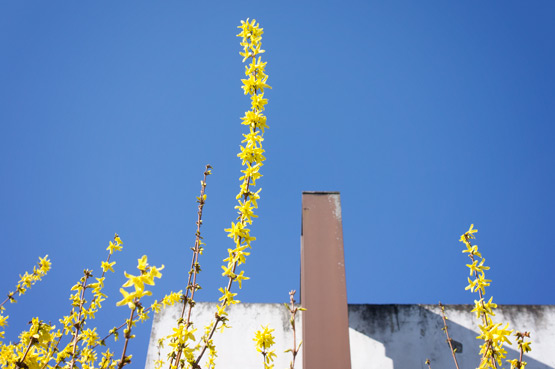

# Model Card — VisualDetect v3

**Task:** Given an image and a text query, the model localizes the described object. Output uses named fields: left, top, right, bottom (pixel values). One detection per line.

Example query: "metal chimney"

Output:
left=301, top=192, right=351, bottom=369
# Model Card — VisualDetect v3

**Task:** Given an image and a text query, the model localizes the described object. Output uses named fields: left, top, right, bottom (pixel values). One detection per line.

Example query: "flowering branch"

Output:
left=460, top=225, right=512, bottom=369
left=0, top=255, right=51, bottom=342
left=68, top=270, right=92, bottom=369
left=115, top=255, right=163, bottom=368
left=116, top=305, right=136, bottom=369
left=507, top=331, right=532, bottom=369
left=253, top=325, right=276, bottom=369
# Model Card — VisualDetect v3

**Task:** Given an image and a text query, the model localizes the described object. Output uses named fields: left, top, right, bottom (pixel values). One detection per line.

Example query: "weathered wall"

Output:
left=348, top=304, right=555, bottom=369
left=146, top=303, right=555, bottom=369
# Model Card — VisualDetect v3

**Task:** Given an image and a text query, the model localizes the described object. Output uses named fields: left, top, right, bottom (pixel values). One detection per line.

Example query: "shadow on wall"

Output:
left=348, top=304, right=554, bottom=369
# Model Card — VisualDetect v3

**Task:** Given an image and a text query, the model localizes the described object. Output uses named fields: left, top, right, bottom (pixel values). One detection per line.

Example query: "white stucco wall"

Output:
left=145, top=303, right=303, bottom=369
left=146, top=303, right=555, bottom=369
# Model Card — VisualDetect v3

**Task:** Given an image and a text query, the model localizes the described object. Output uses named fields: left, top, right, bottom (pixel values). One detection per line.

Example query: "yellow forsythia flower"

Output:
left=253, top=325, right=276, bottom=369
left=116, top=255, right=163, bottom=309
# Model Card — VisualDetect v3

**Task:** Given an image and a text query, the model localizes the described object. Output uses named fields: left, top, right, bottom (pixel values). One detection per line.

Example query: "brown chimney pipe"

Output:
left=301, top=192, right=351, bottom=369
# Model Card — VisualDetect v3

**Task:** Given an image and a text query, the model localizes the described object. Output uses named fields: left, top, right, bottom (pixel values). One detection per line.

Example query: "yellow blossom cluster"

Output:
left=166, top=322, right=198, bottom=368
left=0, top=255, right=51, bottom=341
left=16, top=255, right=51, bottom=297
left=111, top=255, right=164, bottom=367
left=253, top=325, right=276, bottom=369
left=507, top=331, right=532, bottom=369
left=151, top=289, right=200, bottom=368
left=460, top=225, right=519, bottom=369
left=116, top=255, right=163, bottom=310
left=0, top=318, right=57, bottom=369
left=0, top=235, right=125, bottom=369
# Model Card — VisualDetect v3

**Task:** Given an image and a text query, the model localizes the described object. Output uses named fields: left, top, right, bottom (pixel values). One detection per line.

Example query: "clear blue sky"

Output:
left=1, top=1, right=554, bottom=367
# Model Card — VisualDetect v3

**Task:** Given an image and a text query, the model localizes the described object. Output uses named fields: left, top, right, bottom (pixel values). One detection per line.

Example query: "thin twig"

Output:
left=68, top=271, right=92, bottom=369
left=286, top=290, right=303, bottom=369
left=439, top=302, right=461, bottom=369
left=116, top=304, right=136, bottom=369
left=170, top=165, right=211, bottom=369
left=0, top=294, right=14, bottom=309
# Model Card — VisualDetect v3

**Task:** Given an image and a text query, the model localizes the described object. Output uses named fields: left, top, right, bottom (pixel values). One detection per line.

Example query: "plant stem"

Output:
left=288, top=290, right=301, bottom=369
left=170, top=165, right=211, bottom=369
left=16, top=337, right=37, bottom=368
left=439, top=302, right=461, bottom=369
left=194, top=141, right=256, bottom=367
left=117, top=304, right=136, bottom=369
left=68, top=273, right=90, bottom=369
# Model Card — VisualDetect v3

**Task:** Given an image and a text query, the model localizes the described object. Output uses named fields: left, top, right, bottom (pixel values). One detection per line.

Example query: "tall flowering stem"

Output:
left=460, top=225, right=512, bottom=369
left=438, top=302, right=461, bottom=369
left=194, top=19, right=270, bottom=368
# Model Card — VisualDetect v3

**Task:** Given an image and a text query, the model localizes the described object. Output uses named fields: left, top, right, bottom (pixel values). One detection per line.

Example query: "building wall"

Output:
left=348, top=304, right=555, bottom=369
left=146, top=303, right=555, bottom=369
left=145, top=303, right=303, bottom=369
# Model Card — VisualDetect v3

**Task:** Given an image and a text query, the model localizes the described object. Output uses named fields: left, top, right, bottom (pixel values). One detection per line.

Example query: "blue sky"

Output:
left=1, top=1, right=554, bottom=367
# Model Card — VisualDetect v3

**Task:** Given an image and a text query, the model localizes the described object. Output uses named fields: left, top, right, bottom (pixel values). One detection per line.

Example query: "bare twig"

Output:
left=439, top=302, right=461, bottom=369
left=170, top=165, right=211, bottom=369
left=286, top=290, right=303, bottom=369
